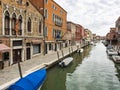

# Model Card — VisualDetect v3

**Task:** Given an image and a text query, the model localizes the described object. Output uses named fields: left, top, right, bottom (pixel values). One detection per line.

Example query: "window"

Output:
left=49, top=43, right=52, bottom=50
left=33, top=44, right=41, bottom=54
left=44, top=9, right=48, bottom=19
left=39, top=21, right=42, bottom=33
left=52, top=4, right=54, bottom=9
left=13, top=40, right=22, bottom=46
left=11, top=13, right=16, bottom=35
left=27, top=18, right=31, bottom=32
left=60, top=10, right=63, bottom=14
left=4, top=11, right=10, bottom=35
left=16, top=0, right=22, bottom=5
left=44, top=0, right=48, bottom=4
left=52, top=29, right=55, bottom=37
left=3, top=52, right=9, bottom=60
left=44, top=26, right=48, bottom=36
left=52, top=14, right=63, bottom=27
left=52, top=29, right=61, bottom=39
left=18, top=15, right=22, bottom=35
left=52, top=14, right=55, bottom=22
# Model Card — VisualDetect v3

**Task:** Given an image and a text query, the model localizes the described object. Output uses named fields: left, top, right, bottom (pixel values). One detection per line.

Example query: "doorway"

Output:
left=26, top=48, right=31, bottom=60
left=13, top=49, right=22, bottom=64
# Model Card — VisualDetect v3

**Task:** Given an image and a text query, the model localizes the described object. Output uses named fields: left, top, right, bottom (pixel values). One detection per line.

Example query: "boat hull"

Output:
left=106, top=49, right=118, bottom=56
left=112, top=55, right=120, bottom=64
left=59, top=57, right=73, bottom=67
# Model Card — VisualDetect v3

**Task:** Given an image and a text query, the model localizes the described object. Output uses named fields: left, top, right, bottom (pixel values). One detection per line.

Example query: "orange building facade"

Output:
left=30, top=0, right=67, bottom=54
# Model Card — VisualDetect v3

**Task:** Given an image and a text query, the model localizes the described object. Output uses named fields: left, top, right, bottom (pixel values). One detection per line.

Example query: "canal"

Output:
left=41, top=41, right=120, bottom=90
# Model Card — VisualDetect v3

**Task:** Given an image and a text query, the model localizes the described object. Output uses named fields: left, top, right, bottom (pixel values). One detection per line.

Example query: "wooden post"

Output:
left=17, top=49, right=23, bottom=79
left=57, top=51, right=59, bottom=60
left=61, top=50, right=64, bottom=57
left=71, top=46, right=73, bottom=53
left=18, top=61, right=23, bottom=78
left=15, top=20, right=22, bottom=78
left=69, top=47, right=71, bottom=54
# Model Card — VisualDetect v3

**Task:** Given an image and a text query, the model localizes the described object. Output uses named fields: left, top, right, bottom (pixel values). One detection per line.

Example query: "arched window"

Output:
left=4, top=11, right=10, bottom=35
left=11, top=13, right=16, bottom=35
left=17, top=0, right=22, bottom=4
left=18, top=15, right=22, bottom=35
left=39, top=21, right=41, bottom=33
left=27, top=18, right=31, bottom=32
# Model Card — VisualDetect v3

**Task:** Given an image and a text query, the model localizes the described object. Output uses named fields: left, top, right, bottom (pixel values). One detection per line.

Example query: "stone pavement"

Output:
left=0, top=45, right=78, bottom=90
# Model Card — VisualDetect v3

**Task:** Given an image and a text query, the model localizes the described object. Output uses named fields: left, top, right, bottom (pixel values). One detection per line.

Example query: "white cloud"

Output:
left=54, top=0, right=120, bottom=36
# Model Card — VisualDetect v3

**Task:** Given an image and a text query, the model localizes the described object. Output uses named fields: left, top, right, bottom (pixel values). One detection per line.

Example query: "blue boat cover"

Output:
left=7, top=69, right=46, bottom=90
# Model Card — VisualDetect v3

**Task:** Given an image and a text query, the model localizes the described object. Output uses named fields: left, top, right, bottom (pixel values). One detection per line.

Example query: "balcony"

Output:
left=55, top=21, right=62, bottom=27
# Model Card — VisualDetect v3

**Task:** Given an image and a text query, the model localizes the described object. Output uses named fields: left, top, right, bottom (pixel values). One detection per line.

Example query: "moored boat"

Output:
left=112, top=55, right=120, bottom=64
left=59, top=57, right=73, bottom=67
left=7, top=69, right=46, bottom=90
left=77, top=48, right=84, bottom=53
left=106, top=49, right=118, bottom=56
left=106, top=44, right=113, bottom=49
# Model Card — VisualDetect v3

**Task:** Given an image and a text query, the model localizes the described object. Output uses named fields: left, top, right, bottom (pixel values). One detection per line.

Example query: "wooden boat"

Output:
left=7, top=69, right=46, bottom=90
left=59, top=57, right=73, bottom=67
left=106, top=49, right=118, bottom=56
left=112, top=55, right=120, bottom=64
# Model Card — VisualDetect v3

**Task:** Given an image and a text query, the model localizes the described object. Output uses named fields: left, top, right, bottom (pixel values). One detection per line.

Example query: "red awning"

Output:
left=0, top=44, right=11, bottom=52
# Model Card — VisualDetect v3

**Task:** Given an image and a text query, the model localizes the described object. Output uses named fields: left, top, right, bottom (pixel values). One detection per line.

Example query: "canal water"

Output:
left=41, top=41, right=120, bottom=90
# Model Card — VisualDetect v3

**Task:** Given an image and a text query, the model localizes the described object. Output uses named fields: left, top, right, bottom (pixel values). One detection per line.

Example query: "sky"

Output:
left=54, top=0, right=120, bottom=36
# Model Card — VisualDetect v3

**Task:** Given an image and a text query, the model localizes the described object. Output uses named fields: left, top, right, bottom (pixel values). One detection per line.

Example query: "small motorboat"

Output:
left=77, top=48, right=84, bottom=53
left=106, top=49, right=118, bottom=56
left=112, top=55, right=120, bottom=64
left=90, top=42, right=94, bottom=45
left=59, top=57, right=73, bottom=67
left=107, top=44, right=113, bottom=49
left=7, top=69, right=47, bottom=90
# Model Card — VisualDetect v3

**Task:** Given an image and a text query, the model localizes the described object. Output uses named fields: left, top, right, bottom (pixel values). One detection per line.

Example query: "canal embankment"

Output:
left=0, top=44, right=87, bottom=90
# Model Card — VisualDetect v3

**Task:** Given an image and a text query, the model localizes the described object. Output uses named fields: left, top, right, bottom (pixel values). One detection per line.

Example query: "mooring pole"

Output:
left=15, top=20, right=22, bottom=78
left=57, top=51, right=59, bottom=60
left=61, top=50, right=64, bottom=57
left=69, top=47, right=71, bottom=54
left=18, top=60, right=23, bottom=78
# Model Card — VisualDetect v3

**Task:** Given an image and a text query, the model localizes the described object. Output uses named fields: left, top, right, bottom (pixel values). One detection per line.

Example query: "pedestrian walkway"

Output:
left=0, top=45, right=78, bottom=90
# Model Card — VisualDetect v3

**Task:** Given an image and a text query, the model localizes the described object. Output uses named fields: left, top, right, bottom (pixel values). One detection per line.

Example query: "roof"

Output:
left=52, top=0, right=67, bottom=13
left=0, top=44, right=11, bottom=52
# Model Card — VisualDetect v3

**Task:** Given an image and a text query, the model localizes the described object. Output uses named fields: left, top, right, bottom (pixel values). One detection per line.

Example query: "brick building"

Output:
left=0, top=0, right=43, bottom=68
left=67, top=22, right=76, bottom=46
left=106, top=28, right=117, bottom=45
left=116, top=16, right=120, bottom=44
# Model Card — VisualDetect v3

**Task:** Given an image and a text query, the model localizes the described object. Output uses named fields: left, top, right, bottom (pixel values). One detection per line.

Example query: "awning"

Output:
left=0, top=44, right=11, bottom=52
